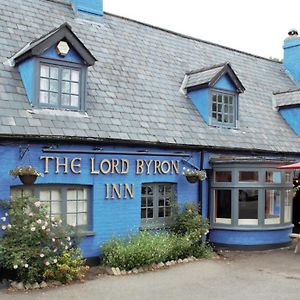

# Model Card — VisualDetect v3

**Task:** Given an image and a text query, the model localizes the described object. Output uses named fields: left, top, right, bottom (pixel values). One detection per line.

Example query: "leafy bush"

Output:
left=101, top=202, right=212, bottom=270
left=170, top=202, right=209, bottom=241
left=102, top=232, right=173, bottom=270
left=43, top=248, right=89, bottom=284
left=0, top=196, right=86, bottom=284
left=170, top=202, right=212, bottom=258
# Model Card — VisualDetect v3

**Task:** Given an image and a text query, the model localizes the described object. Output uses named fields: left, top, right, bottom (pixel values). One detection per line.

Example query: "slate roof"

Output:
left=274, top=89, right=300, bottom=107
left=0, top=0, right=300, bottom=153
left=185, top=63, right=245, bottom=92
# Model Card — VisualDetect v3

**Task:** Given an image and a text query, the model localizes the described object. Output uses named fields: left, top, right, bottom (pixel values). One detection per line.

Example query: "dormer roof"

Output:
left=10, top=22, right=97, bottom=67
left=274, top=89, right=300, bottom=108
left=185, top=62, right=245, bottom=93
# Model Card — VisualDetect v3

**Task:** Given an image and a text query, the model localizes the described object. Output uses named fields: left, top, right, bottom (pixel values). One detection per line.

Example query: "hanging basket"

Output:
left=19, top=175, right=38, bottom=185
left=185, top=175, right=199, bottom=183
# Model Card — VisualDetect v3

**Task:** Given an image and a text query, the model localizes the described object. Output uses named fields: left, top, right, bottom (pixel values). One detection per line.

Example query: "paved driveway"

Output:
left=1, top=247, right=300, bottom=300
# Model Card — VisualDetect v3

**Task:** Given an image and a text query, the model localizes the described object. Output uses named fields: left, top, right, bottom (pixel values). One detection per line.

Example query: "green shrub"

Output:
left=101, top=230, right=212, bottom=270
left=170, top=202, right=209, bottom=241
left=170, top=202, right=212, bottom=258
left=102, top=232, right=173, bottom=270
left=0, top=196, right=87, bottom=284
left=43, top=248, right=89, bottom=283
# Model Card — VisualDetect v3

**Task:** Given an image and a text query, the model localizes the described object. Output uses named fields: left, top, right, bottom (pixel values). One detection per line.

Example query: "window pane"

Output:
left=51, top=190, right=61, bottom=201
left=52, top=201, right=61, bottom=214
left=141, top=197, right=146, bottom=207
left=40, top=91, right=48, bottom=103
left=67, top=201, right=77, bottom=213
left=67, top=214, right=76, bottom=226
left=265, top=190, right=281, bottom=224
left=147, top=198, right=153, bottom=207
left=147, top=208, right=153, bottom=218
left=215, top=171, right=232, bottom=182
left=62, top=81, right=70, bottom=93
left=49, top=80, right=58, bottom=92
left=40, top=190, right=51, bottom=201
left=165, top=207, right=171, bottom=217
left=62, top=94, right=70, bottom=106
left=71, top=95, right=79, bottom=107
left=266, top=171, right=281, bottom=183
left=71, top=70, right=80, bottom=82
left=78, top=201, right=87, bottom=212
left=67, top=189, right=77, bottom=200
left=283, top=172, right=293, bottom=184
left=284, top=190, right=292, bottom=223
left=40, top=65, right=49, bottom=77
left=78, top=213, right=87, bottom=226
left=214, top=190, right=231, bottom=224
left=239, top=171, right=258, bottom=182
left=238, top=189, right=258, bottom=225
left=62, top=69, right=71, bottom=80
left=159, top=199, right=164, bottom=207
left=147, top=186, right=153, bottom=195
left=212, top=103, right=216, bottom=112
left=141, top=208, right=146, bottom=218
left=49, top=92, right=58, bottom=105
left=40, top=78, right=49, bottom=91
left=158, top=207, right=164, bottom=218
left=50, top=67, right=59, bottom=79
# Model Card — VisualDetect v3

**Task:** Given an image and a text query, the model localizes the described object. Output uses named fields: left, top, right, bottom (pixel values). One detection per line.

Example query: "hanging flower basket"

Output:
left=9, top=166, right=43, bottom=185
left=19, top=174, right=38, bottom=185
left=186, top=175, right=199, bottom=183
left=182, top=168, right=207, bottom=184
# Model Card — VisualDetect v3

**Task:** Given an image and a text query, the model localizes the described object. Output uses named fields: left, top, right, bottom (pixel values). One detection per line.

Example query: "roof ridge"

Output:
left=104, top=12, right=282, bottom=65
left=186, top=62, right=227, bottom=75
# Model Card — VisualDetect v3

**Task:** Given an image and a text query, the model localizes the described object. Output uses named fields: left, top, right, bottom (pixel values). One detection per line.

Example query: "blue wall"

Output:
left=71, top=0, right=103, bottom=16
left=0, top=142, right=201, bottom=258
left=279, top=107, right=300, bottom=136
left=18, top=58, right=35, bottom=104
left=284, top=37, right=300, bottom=84
left=188, top=88, right=209, bottom=124
left=214, top=74, right=236, bottom=91
left=209, top=227, right=293, bottom=246
left=41, top=45, right=83, bottom=64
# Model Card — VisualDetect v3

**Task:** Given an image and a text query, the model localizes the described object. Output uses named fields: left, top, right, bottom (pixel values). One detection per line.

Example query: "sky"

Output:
left=104, top=0, right=300, bottom=60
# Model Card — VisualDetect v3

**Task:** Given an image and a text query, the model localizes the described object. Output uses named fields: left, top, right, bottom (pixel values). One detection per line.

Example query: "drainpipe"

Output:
left=199, top=150, right=204, bottom=214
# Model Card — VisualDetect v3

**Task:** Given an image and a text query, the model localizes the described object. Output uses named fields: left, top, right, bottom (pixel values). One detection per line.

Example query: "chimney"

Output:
left=283, top=29, right=300, bottom=83
left=71, top=0, right=103, bottom=16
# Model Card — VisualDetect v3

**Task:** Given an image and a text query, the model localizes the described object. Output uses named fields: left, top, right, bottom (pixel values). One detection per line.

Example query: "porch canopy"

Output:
left=277, top=162, right=300, bottom=169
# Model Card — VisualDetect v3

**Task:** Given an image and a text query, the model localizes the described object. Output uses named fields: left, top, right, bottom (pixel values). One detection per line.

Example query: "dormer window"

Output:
left=39, top=63, right=82, bottom=109
left=10, top=23, right=96, bottom=111
left=211, top=90, right=237, bottom=127
left=184, top=63, right=244, bottom=129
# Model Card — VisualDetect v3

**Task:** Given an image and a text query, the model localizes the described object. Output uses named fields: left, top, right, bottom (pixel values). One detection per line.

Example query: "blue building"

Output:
left=0, top=0, right=300, bottom=258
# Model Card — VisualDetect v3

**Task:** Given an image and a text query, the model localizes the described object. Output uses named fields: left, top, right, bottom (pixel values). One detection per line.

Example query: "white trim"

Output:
left=215, top=218, right=231, bottom=225
left=264, top=218, right=280, bottom=225
left=238, top=219, right=258, bottom=225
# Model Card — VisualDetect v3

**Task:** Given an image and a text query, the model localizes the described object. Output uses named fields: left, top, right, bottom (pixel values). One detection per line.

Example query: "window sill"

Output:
left=211, top=224, right=294, bottom=231
left=72, top=230, right=96, bottom=237
left=28, top=108, right=90, bottom=118
left=140, top=223, right=172, bottom=231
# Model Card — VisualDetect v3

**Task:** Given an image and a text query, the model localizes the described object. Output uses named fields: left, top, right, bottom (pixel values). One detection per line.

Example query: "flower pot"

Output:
left=19, top=175, right=37, bottom=185
left=186, top=175, right=198, bottom=183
